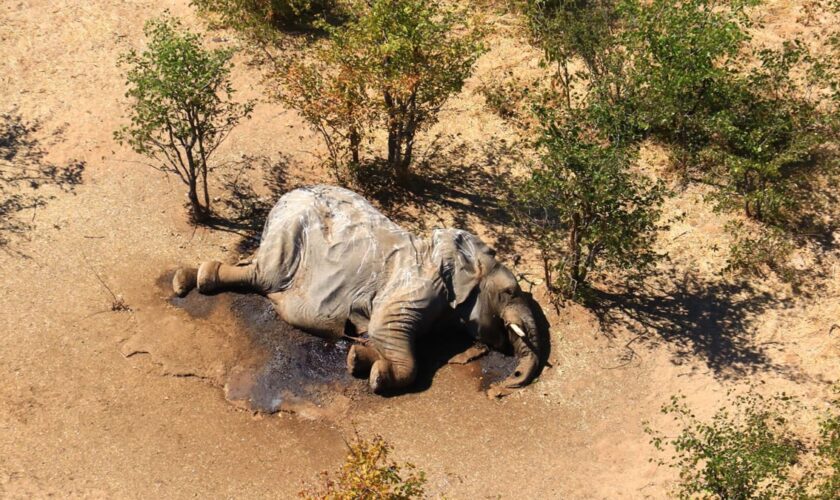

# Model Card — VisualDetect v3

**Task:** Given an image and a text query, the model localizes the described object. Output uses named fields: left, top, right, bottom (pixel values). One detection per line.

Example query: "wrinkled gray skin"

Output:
left=173, top=185, right=545, bottom=396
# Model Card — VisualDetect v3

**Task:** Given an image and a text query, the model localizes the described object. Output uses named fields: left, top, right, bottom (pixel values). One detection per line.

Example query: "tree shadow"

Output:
left=588, top=269, right=812, bottom=382
left=198, top=153, right=290, bottom=254
left=0, top=109, right=85, bottom=249
left=351, top=134, right=522, bottom=258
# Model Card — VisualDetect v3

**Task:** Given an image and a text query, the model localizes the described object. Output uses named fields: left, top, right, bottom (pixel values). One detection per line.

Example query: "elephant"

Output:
left=172, top=185, right=547, bottom=396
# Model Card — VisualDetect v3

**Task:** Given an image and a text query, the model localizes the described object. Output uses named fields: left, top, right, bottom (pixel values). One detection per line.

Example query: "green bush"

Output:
left=281, top=0, right=485, bottom=179
left=526, top=0, right=639, bottom=141
left=646, top=389, right=840, bottom=499
left=815, top=392, right=840, bottom=499
left=510, top=110, right=666, bottom=301
left=646, top=391, right=805, bottom=499
left=115, top=14, right=253, bottom=221
left=724, top=221, right=796, bottom=283
left=479, top=72, right=534, bottom=124
left=701, top=42, right=822, bottom=225
left=523, top=0, right=833, bottom=283
left=192, top=0, right=342, bottom=36
left=299, top=434, right=426, bottom=499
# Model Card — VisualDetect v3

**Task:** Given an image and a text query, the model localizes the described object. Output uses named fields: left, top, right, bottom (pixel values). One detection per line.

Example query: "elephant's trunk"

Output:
left=499, top=301, right=543, bottom=389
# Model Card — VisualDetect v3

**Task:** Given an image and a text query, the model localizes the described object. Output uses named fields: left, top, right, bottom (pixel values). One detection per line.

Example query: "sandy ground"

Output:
left=1, top=0, right=838, bottom=498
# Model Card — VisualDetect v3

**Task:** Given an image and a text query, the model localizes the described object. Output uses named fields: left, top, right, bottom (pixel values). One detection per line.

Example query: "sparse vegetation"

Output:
left=478, top=72, right=537, bottom=126
left=814, top=391, right=840, bottom=499
left=724, top=221, right=797, bottom=283
left=280, top=0, right=485, bottom=179
left=646, top=389, right=840, bottom=500
left=510, top=110, right=666, bottom=301
left=115, top=14, right=254, bottom=222
left=192, top=0, right=344, bottom=40
left=521, top=0, right=836, bottom=286
left=299, top=434, right=427, bottom=500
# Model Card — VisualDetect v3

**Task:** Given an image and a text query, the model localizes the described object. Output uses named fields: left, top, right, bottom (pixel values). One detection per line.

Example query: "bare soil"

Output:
left=1, top=0, right=838, bottom=498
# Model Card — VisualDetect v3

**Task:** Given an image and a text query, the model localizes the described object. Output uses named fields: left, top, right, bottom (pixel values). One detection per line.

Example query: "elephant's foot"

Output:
left=368, top=358, right=416, bottom=395
left=369, top=360, right=389, bottom=394
left=172, top=262, right=221, bottom=296
left=347, top=344, right=380, bottom=378
left=196, top=261, right=222, bottom=293
left=449, top=344, right=489, bottom=365
left=172, top=267, right=198, bottom=297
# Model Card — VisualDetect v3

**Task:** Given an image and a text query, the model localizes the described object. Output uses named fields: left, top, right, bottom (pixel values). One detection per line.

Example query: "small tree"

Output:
left=281, top=0, right=484, bottom=179
left=280, top=31, right=373, bottom=171
left=115, top=14, right=254, bottom=221
left=511, top=111, right=666, bottom=301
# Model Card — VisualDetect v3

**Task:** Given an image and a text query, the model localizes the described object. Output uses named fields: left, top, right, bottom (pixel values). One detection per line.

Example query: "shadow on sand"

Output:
left=588, top=269, right=816, bottom=382
left=0, top=109, right=85, bottom=249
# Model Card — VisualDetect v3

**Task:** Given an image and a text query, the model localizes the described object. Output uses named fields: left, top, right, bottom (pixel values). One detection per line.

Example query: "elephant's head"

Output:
left=433, top=230, right=547, bottom=391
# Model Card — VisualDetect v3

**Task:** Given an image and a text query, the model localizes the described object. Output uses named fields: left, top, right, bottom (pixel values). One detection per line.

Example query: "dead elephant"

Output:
left=173, top=185, right=547, bottom=396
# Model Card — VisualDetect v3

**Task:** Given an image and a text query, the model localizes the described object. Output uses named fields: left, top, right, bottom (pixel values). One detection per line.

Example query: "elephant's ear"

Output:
left=433, top=229, right=497, bottom=307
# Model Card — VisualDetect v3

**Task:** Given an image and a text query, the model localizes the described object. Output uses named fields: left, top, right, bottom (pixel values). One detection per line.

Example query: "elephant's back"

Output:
left=255, top=185, right=416, bottom=296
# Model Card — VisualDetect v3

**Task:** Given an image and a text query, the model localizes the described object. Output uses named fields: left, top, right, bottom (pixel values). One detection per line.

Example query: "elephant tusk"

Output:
left=510, top=323, right=526, bottom=338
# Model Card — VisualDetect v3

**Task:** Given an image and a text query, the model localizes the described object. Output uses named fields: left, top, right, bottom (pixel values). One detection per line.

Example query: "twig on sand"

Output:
left=81, top=252, right=131, bottom=312
left=602, top=334, right=642, bottom=370
left=671, top=230, right=690, bottom=240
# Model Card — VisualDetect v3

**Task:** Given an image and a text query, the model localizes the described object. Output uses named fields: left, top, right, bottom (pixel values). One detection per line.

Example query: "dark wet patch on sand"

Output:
left=477, top=351, right=518, bottom=390
left=222, top=294, right=368, bottom=417
left=156, top=270, right=521, bottom=418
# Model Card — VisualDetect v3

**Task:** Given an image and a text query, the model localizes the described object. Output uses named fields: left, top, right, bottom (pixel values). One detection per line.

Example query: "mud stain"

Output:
left=477, top=351, right=518, bottom=390
left=154, top=270, right=522, bottom=418
left=223, top=293, right=368, bottom=418
left=156, top=270, right=370, bottom=419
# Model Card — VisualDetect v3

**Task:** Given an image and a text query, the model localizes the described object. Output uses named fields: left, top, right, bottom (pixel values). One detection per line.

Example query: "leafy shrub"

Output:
left=478, top=71, right=538, bottom=126
left=299, top=434, right=426, bottom=499
left=280, top=0, right=485, bottom=179
left=115, top=14, right=254, bottom=221
left=724, top=221, right=796, bottom=283
left=526, top=0, right=629, bottom=122
left=280, top=23, right=374, bottom=173
left=192, top=0, right=342, bottom=36
left=524, top=0, right=833, bottom=283
left=814, top=391, right=840, bottom=499
left=700, top=42, right=823, bottom=225
left=646, top=391, right=805, bottom=499
left=647, top=389, right=840, bottom=499
left=510, top=110, right=666, bottom=301
left=621, top=0, right=757, bottom=166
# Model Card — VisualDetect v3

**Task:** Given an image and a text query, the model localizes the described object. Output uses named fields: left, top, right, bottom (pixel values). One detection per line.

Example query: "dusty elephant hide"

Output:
left=174, top=185, right=546, bottom=395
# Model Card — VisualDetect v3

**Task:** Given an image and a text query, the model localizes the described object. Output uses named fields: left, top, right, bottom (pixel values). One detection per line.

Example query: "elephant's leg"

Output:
left=346, top=344, right=381, bottom=378
left=268, top=292, right=346, bottom=339
left=363, top=284, right=443, bottom=394
left=172, top=261, right=259, bottom=296
left=368, top=330, right=417, bottom=394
